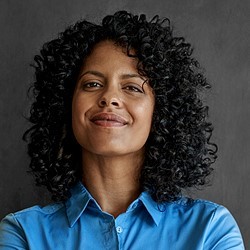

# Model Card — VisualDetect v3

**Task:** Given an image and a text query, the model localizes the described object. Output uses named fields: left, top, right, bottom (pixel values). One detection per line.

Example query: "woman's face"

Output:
left=72, top=40, right=155, bottom=157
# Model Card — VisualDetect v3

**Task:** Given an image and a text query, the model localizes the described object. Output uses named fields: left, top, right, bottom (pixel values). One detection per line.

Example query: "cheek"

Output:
left=134, top=101, right=154, bottom=131
left=72, top=93, right=89, bottom=121
left=143, top=97, right=155, bottom=121
left=72, top=96, right=87, bottom=139
left=72, top=98, right=80, bottom=126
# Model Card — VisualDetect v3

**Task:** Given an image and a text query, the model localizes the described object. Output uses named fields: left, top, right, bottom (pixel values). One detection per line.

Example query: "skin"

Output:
left=72, top=40, right=155, bottom=217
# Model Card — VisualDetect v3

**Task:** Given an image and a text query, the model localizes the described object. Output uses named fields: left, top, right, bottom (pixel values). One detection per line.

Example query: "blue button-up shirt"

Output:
left=0, top=182, right=244, bottom=249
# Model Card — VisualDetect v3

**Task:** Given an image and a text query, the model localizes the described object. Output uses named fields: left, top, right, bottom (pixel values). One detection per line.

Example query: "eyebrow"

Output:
left=79, top=70, right=145, bottom=80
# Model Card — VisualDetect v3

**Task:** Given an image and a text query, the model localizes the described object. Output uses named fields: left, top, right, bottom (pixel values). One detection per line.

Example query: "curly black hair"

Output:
left=23, top=10, right=217, bottom=203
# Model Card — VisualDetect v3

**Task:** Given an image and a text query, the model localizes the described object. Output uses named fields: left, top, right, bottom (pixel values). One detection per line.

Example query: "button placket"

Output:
left=116, top=226, right=123, bottom=234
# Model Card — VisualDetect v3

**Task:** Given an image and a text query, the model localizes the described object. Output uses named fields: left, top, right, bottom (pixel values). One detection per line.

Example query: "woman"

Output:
left=0, top=11, right=244, bottom=249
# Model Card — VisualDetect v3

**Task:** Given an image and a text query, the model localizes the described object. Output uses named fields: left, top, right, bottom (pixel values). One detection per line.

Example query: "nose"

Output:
left=98, top=87, right=122, bottom=108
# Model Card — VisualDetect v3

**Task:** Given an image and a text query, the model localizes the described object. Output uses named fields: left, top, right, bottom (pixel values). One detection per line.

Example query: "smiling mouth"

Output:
left=90, top=113, right=128, bottom=127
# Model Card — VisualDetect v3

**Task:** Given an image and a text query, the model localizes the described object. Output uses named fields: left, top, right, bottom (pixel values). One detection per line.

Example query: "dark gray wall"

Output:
left=0, top=0, right=249, bottom=247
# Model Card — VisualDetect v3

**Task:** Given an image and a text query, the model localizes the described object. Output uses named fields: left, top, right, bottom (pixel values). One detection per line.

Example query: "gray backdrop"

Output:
left=0, top=0, right=249, bottom=247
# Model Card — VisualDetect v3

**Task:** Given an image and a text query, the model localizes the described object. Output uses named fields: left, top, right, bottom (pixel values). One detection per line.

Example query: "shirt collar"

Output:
left=138, top=191, right=164, bottom=226
left=66, top=182, right=92, bottom=227
left=66, top=182, right=164, bottom=227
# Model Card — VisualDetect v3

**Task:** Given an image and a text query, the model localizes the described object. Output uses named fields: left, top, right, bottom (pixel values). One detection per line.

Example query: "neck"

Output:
left=81, top=150, right=144, bottom=218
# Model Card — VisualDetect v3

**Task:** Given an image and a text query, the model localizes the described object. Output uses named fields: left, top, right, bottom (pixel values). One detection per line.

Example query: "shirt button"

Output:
left=116, top=226, right=123, bottom=234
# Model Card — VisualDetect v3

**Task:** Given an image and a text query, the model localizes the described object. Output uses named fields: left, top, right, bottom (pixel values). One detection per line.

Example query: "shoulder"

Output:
left=1, top=202, right=65, bottom=225
left=1, top=201, right=66, bottom=229
left=4, top=202, right=65, bottom=223
left=169, top=196, right=235, bottom=214
left=13, top=202, right=65, bottom=217
left=164, top=197, right=222, bottom=214
left=0, top=202, right=66, bottom=248
left=161, top=197, right=245, bottom=249
left=164, top=197, right=239, bottom=229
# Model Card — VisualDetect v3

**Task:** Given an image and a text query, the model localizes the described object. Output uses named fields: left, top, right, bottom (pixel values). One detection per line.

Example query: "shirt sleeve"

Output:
left=0, top=214, right=28, bottom=250
left=204, top=205, right=245, bottom=250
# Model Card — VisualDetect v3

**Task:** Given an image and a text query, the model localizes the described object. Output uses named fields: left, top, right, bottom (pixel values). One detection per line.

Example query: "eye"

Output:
left=82, top=82, right=103, bottom=91
left=123, top=85, right=144, bottom=93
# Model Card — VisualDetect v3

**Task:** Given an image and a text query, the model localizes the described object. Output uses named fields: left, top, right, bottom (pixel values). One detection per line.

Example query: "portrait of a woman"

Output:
left=0, top=10, right=245, bottom=249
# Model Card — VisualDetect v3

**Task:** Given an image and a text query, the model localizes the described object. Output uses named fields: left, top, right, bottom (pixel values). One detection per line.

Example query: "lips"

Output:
left=90, top=113, right=128, bottom=127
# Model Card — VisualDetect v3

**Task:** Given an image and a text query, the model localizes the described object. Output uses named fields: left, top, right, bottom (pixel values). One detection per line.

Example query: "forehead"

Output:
left=81, top=40, right=138, bottom=71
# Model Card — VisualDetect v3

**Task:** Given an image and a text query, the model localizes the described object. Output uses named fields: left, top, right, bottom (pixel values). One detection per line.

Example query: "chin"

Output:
left=85, top=144, right=143, bottom=158
left=93, top=148, right=132, bottom=157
